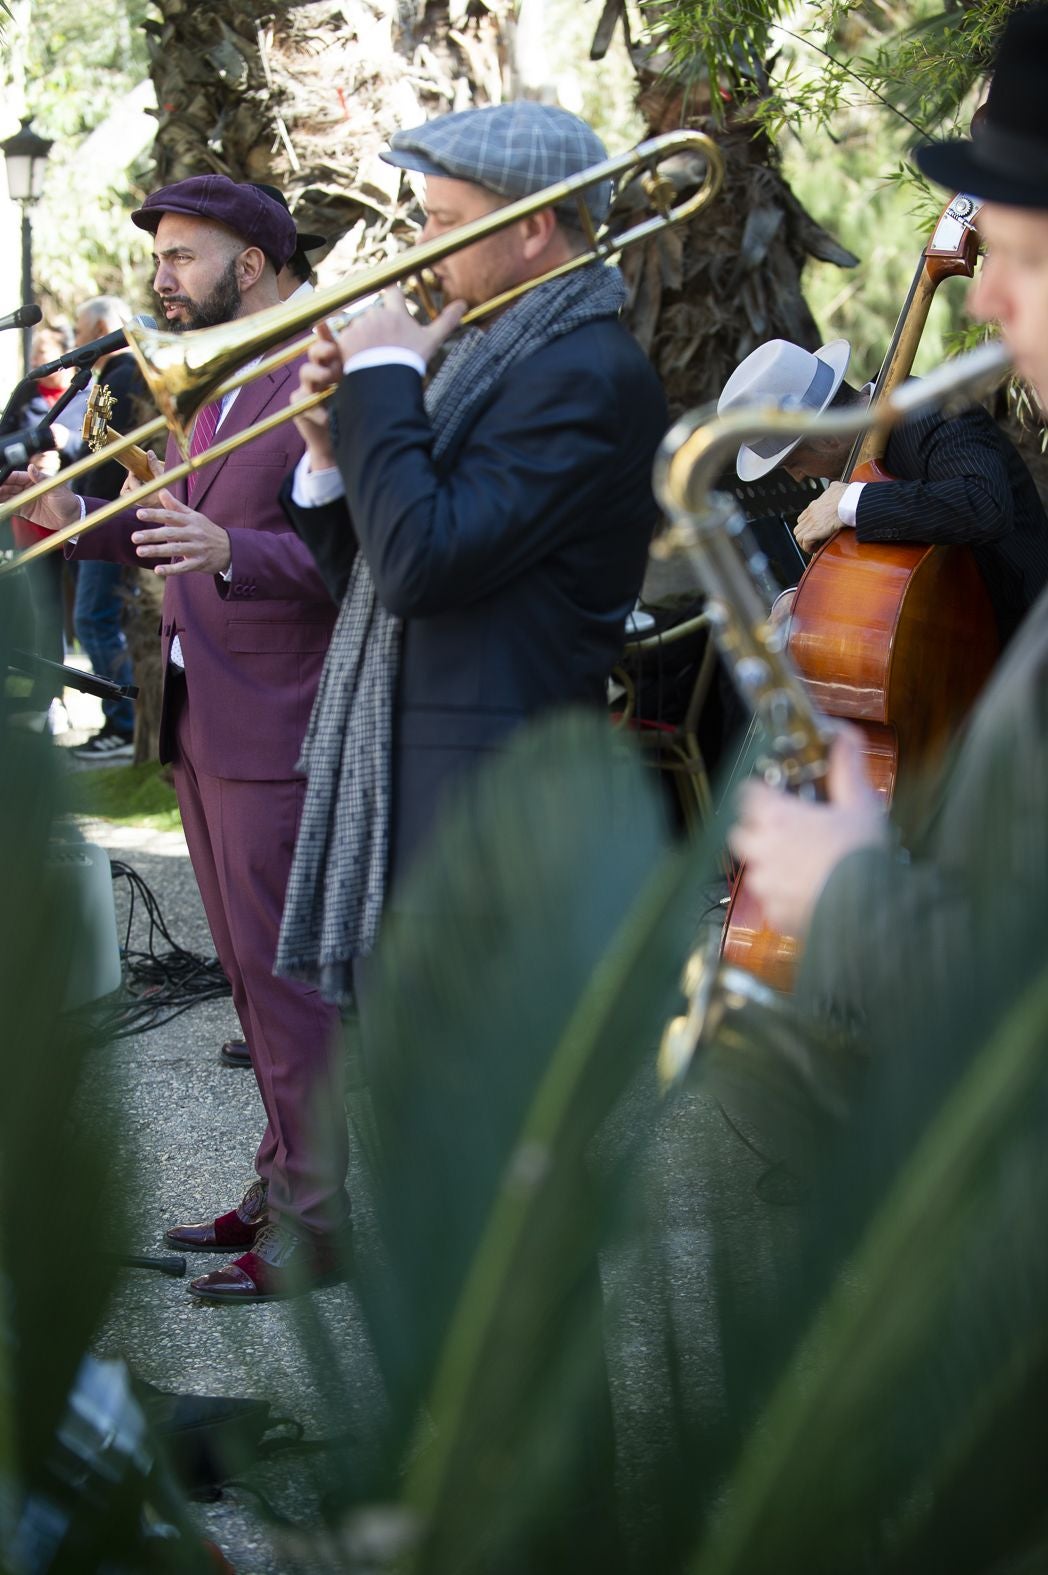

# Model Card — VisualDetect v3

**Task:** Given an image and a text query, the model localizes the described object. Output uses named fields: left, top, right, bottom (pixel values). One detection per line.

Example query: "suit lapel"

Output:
left=182, top=357, right=298, bottom=517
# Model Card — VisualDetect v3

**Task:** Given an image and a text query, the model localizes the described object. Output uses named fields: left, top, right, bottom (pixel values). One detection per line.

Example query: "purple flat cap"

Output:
left=131, top=175, right=297, bottom=269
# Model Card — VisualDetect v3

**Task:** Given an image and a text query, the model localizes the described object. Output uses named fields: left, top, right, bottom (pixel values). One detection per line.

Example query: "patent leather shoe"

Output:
left=188, top=1219, right=352, bottom=1305
left=220, top=1039, right=251, bottom=1069
left=164, top=1178, right=269, bottom=1253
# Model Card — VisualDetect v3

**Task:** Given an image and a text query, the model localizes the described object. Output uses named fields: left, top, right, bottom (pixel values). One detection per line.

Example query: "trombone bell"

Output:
left=125, top=317, right=267, bottom=458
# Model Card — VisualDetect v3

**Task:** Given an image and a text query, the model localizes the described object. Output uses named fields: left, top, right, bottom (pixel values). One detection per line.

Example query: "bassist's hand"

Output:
left=794, top=481, right=849, bottom=553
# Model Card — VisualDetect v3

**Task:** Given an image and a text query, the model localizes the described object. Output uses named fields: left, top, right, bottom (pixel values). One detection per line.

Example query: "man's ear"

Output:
left=520, top=205, right=558, bottom=261
left=236, top=245, right=268, bottom=292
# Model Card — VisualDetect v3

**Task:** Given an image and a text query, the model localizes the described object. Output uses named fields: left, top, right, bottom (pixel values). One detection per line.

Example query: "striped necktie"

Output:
left=187, top=399, right=222, bottom=505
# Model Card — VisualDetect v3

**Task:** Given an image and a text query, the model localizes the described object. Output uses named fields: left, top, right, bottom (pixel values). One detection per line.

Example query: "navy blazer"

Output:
left=286, top=315, right=668, bottom=885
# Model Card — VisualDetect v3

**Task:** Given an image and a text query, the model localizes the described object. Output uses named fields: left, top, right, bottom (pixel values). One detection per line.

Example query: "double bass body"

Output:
left=720, top=196, right=1003, bottom=990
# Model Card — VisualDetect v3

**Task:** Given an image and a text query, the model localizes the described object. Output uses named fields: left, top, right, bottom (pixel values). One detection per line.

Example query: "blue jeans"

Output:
left=73, top=561, right=135, bottom=737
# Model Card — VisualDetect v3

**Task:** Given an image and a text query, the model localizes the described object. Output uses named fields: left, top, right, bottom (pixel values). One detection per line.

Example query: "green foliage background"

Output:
left=2, top=0, right=1033, bottom=353
left=3, top=0, right=155, bottom=318
left=656, top=0, right=1026, bottom=366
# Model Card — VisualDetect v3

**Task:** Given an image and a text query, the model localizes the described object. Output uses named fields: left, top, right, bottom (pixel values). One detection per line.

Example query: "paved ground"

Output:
left=55, top=680, right=796, bottom=1574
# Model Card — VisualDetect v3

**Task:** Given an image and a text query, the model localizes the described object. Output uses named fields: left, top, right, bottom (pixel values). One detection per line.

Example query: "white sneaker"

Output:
left=47, top=699, right=71, bottom=736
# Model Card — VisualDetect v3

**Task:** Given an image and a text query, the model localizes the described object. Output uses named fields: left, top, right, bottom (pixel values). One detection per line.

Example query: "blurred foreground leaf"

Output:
left=693, top=959, right=1048, bottom=1575
left=0, top=581, right=206, bottom=1571
left=348, top=709, right=715, bottom=1572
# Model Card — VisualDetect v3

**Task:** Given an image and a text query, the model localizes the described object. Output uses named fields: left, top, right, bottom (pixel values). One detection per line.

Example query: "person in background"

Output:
left=69, top=295, right=144, bottom=757
left=1, top=322, right=90, bottom=727
left=247, top=181, right=326, bottom=301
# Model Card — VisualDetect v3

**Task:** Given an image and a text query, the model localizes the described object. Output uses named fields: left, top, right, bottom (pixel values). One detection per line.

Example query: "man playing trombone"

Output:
left=0, top=178, right=351, bottom=1304
left=277, top=101, right=670, bottom=1002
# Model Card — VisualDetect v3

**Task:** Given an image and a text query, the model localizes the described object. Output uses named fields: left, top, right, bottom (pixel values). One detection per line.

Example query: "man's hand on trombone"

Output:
left=291, top=287, right=467, bottom=471
left=0, top=462, right=80, bottom=533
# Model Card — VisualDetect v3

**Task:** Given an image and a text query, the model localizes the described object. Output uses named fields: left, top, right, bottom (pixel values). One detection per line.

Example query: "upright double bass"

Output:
left=724, top=193, right=1001, bottom=989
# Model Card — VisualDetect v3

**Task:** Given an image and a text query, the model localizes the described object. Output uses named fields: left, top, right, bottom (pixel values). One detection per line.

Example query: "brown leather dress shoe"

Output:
left=189, top=1219, right=352, bottom=1305
left=164, top=1179, right=269, bottom=1253
left=220, top=1039, right=251, bottom=1069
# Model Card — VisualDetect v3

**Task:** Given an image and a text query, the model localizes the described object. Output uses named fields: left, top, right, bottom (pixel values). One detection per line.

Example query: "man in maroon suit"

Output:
left=1, top=177, right=347, bottom=1303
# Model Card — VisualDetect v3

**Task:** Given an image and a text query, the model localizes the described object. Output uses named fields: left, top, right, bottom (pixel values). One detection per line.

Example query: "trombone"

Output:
left=0, top=129, right=723, bottom=577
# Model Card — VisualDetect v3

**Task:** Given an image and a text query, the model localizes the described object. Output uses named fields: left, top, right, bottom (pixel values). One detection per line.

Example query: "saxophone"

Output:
left=652, top=340, right=1010, bottom=1088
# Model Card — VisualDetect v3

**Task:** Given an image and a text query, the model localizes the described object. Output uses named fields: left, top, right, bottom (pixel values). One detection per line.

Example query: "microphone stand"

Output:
left=7, top=649, right=139, bottom=703
left=0, top=359, right=92, bottom=445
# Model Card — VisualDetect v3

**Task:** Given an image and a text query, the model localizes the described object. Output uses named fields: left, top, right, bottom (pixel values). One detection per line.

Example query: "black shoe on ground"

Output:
left=220, top=1039, right=251, bottom=1068
left=71, top=724, right=134, bottom=760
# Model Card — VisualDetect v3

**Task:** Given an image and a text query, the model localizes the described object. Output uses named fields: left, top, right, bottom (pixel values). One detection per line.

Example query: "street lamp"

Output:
left=1, top=118, right=53, bottom=374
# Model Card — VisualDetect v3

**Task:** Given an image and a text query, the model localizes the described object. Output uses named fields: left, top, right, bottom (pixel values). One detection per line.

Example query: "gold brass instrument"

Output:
left=0, top=129, right=722, bottom=578
left=129, top=128, right=723, bottom=455
left=653, top=339, right=1010, bottom=1087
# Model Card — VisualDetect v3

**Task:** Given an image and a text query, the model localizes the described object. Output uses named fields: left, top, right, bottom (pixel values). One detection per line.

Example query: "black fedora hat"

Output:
left=915, top=4, right=1048, bottom=209
left=247, top=181, right=328, bottom=253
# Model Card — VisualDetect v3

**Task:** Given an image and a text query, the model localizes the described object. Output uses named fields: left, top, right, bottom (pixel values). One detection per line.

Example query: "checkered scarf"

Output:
left=276, top=261, right=628, bottom=1004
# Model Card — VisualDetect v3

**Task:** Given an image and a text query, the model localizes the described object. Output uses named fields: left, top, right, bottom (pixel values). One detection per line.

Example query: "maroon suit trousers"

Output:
left=171, top=678, right=347, bottom=1234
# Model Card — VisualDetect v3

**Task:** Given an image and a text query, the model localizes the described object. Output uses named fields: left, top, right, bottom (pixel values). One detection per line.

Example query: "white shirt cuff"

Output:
left=342, top=347, right=426, bottom=378
left=59, top=494, right=87, bottom=544
left=837, top=481, right=865, bottom=528
left=291, top=452, right=346, bottom=508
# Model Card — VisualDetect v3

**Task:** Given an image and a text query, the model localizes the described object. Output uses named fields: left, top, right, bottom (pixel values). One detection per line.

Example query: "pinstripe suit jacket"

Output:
left=854, top=404, right=1048, bottom=644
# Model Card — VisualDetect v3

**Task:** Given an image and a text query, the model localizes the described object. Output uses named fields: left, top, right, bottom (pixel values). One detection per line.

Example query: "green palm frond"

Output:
left=344, top=710, right=720, bottom=1572
left=690, top=961, right=1048, bottom=1575
left=0, top=582, right=205, bottom=1570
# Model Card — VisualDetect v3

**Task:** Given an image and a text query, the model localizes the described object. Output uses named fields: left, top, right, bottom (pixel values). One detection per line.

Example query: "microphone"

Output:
left=0, top=303, right=43, bottom=332
left=30, top=314, right=158, bottom=375
left=0, top=419, right=56, bottom=476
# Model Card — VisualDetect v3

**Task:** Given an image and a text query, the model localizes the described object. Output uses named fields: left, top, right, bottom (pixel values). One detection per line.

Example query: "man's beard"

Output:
left=164, top=256, right=242, bottom=333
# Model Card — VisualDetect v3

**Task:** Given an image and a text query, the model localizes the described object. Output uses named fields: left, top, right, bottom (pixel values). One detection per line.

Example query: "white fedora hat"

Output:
left=718, top=338, right=852, bottom=481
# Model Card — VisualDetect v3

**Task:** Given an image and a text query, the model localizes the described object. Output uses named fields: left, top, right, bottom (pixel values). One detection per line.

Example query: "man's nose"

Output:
left=153, top=263, right=175, bottom=294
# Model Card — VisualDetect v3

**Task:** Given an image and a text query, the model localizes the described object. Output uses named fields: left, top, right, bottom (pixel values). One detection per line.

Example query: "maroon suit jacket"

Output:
left=71, top=354, right=337, bottom=780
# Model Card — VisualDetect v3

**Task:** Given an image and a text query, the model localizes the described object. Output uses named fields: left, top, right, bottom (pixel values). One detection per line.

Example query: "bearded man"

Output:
left=1, top=177, right=349, bottom=1304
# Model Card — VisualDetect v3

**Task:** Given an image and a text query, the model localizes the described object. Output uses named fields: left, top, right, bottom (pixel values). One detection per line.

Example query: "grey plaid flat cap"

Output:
left=381, top=103, right=611, bottom=224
